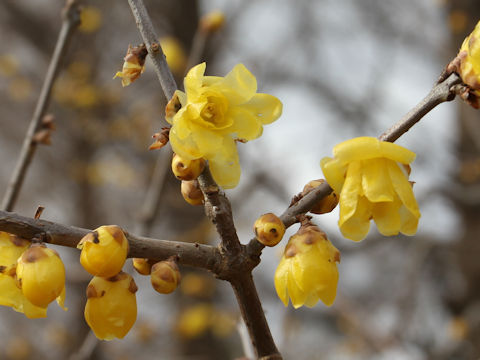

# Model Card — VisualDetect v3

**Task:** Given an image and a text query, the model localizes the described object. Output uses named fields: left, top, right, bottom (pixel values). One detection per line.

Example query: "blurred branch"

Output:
left=247, top=72, right=463, bottom=257
left=1, top=0, right=81, bottom=211
left=0, top=210, right=221, bottom=271
left=68, top=331, right=98, bottom=360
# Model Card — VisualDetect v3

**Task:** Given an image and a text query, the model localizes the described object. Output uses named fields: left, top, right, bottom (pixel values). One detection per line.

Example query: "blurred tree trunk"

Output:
left=446, top=1, right=480, bottom=357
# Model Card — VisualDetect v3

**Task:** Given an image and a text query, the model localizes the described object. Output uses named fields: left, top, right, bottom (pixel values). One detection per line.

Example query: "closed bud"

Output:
left=150, top=260, right=181, bottom=294
left=181, top=180, right=204, bottom=206
left=132, top=258, right=155, bottom=275
left=253, top=213, right=285, bottom=247
left=16, top=244, right=66, bottom=309
left=77, top=225, right=129, bottom=278
left=302, top=179, right=338, bottom=214
left=85, top=272, right=138, bottom=340
left=172, top=153, right=206, bottom=181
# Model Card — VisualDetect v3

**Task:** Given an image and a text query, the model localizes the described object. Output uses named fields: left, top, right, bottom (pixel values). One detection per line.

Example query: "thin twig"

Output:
left=246, top=72, right=462, bottom=258
left=68, top=331, right=98, bottom=360
left=185, top=30, right=208, bottom=71
left=127, top=0, right=177, bottom=101
left=1, top=0, right=81, bottom=211
left=0, top=210, right=220, bottom=271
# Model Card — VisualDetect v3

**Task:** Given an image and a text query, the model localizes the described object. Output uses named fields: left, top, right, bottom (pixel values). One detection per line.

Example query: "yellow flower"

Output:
left=457, top=20, right=480, bottom=94
left=84, top=272, right=138, bottom=340
left=274, top=222, right=340, bottom=308
left=321, top=137, right=421, bottom=241
left=199, top=10, right=226, bottom=33
left=0, top=232, right=49, bottom=318
left=160, top=36, right=187, bottom=76
left=16, top=244, right=67, bottom=310
left=77, top=225, right=129, bottom=278
left=167, top=62, right=282, bottom=188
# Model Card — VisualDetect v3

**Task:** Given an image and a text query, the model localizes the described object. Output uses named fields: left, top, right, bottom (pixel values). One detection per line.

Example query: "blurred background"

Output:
left=0, top=0, right=479, bottom=359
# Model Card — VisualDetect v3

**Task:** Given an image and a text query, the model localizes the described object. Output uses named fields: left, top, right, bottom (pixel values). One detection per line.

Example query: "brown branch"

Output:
left=247, top=72, right=463, bottom=257
left=1, top=0, right=81, bottom=212
left=0, top=210, right=221, bottom=271
left=127, top=0, right=177, bottom=101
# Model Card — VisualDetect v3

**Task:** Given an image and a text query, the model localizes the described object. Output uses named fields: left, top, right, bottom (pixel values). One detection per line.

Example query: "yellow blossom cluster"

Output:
left=0, top=232, right=66, bottom=318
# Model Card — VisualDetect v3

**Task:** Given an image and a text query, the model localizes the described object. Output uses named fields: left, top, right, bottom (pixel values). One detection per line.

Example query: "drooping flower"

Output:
left=321, top=137, right=421, bottom=241
left=167, top=62, right=282, bottom=188
left=77, top=225, right=129, bottom=278
left=16, top=243, right=67, bottom=309
left=84, top=272, right=138, bottom=340
left=274, top=221, right=340, bottom=308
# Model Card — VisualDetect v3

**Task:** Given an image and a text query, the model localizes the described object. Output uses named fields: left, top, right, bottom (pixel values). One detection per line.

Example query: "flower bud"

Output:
left=302, top=179, right=338, bottom=214
left=172, top=153, right=206, bottom=181
left=16, top=244, right=66, bottom=308
left=159, top=36, right=187, bottom=76
left=253, top=213, right=285, bottom=247
left=77, top=225, right=129, bottom=278
left=181, top=180, right=204, bottom=206
left=84, top=272, right=138, bottom=340
left=199, top=11, right=225, bottom=33
left=113, top=44, right=148, bottom=87
left=150, top=260, right=181, bottom=294
left=132, top=258, right=155, bottom=275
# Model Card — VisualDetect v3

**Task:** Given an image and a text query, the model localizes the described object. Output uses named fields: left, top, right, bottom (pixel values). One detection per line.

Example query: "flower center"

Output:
left=199, top=94, right=229, bottom=128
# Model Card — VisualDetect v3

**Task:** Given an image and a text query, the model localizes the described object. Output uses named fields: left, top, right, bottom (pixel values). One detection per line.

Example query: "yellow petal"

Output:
left=274, top=258, right=289, bottom=307
left=287, top=263, right=306, bottom=309
left=217, top=63, right=257, bottom=105
left=208, top=137, right=241, bottom=189
left=371, top=200, right=401, bottom=236
left=56, top=286, right=68, bottom=311
left=387, top=161, right=421, bottom=219
left=339, top=196, right=371, bottom=241
left=333, top=137, right=416, bottom=165
left=242, top=93, right=282, bottom=125
left=361, top=159, right=395, bottom=202
left=320, top=157, right=347, bottom=194
left=169, top=128, right=203, bottom=160
left=338, top=161, right=362, bottom=226
left=190, top=123, right=225, bottom=157
left=399, top=205, right=420, bottom=236
left=184, top=63, right=206, bottom=100
left=227, top=106, right=263, bottom=141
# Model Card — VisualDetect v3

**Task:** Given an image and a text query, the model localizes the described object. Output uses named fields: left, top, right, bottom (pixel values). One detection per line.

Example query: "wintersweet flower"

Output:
left=274, top=222, right=340, bottom=308
left=84, top=272, right=138, bottom=340
left=0, top=233, right=50, bottom=318
left=166, top=62, right=282, bottom=188
left=457, top=20, right=480, bottom=95
left=321, top=137, right=421, bottom=241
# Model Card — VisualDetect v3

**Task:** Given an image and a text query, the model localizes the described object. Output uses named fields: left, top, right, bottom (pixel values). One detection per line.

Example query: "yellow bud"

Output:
left=77, top=225, right=129, bottom=278
left=16, top=244, right=66, bottom=308
left=84, top=272, right=138, bottom=340
left=302, top=179, right=338, bottom=214
left=253, top=213, right=285, bottom=247
left=150, top=260, right=181, bottom=294
left=171, top=153, right=206, bottom=181
left=176, top=304, right=212, bottom=339
left=159, top=36, right=187, bottom=76
left=181, top=180, right=204, bottom=206
left=199, top=11, right=225, bottom=33
left=132, top=258, right=155, bottom=275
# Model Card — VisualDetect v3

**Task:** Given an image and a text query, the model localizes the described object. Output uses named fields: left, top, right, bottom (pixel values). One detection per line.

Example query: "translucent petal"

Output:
left=274, top=258, right=290, bottom=307
left=227, top=106, right=263, bottom=141
left=361, top=159, right=395, bottom=203
left=242, top=93, right=282, bottom=125
left=338, top=161, right=362, bottom=226
left=399, top=205, right=419, bottom=236
left=169, top=129, right=203, bottom=160
left=209, top=137, right=241, bottom=189
left=320, top=157, right=347, bottom=194
left=371, top=200, right=401, bottom=236
left=217, top=63, right=257, bottom=105
left=333, top=137, right=416, bottom=165
left=184, top=63, right=206, bottom=100
left=287, top=263, right=306, bottom=309
left=339, top=196, right=371, bottom=241
left=190, top=123, right=225, bottom=158
left=387, top=161, right=421, bottom=219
